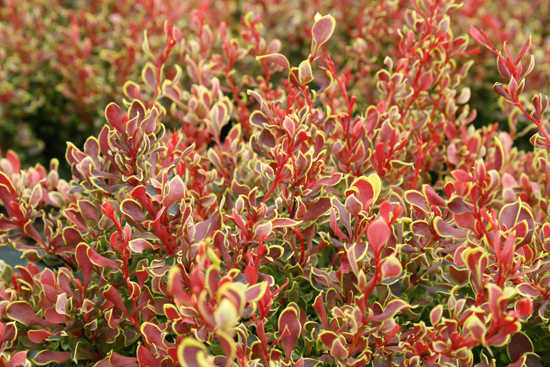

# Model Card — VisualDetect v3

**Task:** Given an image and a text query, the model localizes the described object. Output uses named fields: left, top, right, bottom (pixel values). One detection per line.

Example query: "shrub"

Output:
left=0, top=0, right=549, bottom=366
left=1, top=0, right=549, bottom=167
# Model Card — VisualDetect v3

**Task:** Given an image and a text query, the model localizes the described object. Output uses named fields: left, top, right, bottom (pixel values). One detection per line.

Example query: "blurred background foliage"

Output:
left=0, top=0, right=549, bottom=177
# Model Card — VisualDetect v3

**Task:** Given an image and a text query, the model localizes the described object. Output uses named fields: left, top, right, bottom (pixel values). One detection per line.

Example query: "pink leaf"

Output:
left=469, top=26, right=493, bottom=51
left=311, top=14, right=336, bottom=56
left=380, top=255, right=402, bottom=280
left=254, top=222, right=272, bottom=241
left=142, top=63, right=156, bottom=89
left=433, top=217, right=467, bottom=238
left=430, top=305, right=443, bottom=325
left=257, top=53, right=290, bottom=71
left=129, top=239, right=153, bottom=253
left=6, top=150, right=21, bottom=173
left=272, top=218, right=301, bottom=228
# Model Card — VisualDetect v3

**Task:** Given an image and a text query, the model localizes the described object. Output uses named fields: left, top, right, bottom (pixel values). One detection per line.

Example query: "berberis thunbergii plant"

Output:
left=0, top=0, right=548, bottom=366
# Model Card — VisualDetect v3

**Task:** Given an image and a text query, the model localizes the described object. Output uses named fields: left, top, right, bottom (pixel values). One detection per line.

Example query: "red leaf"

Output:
left=330, top=336, right=348, bottom=359
left=137, top=344, right=158, bottom=367
left=487, top=284, right=503, bottom=317
left=418, top=71, right=434, bottom=91
left=447, top=196, right=471, bottom=214
left=411, top=220, right=432, bottom=238
left=404, top=190, right=429, bottom=212
left=499, top=201, right=520, bottom=230
left=78, top=200, right=99, bottom=223
left=107, top=352, right=138, bottom=367
left=371, top=299, right=410, bottom=322
left=168, top=267, right=192, bottom=307
left=6, top=150, right=21, bottom=173
left=244, top=262, right=258, bottom=285
left=367, top=218, right=390, bottom=255
left=349, top=174, right=381, bottom=210
left=313, top=292, right=327, bottom=329
left=298, top=60, right=313, bottom=84
left=319, top=330, right=338, bottom=348
left=507, top=332, right=533, bottom=362
left=379, top=201, right=392, bottom=224
left=27, top=329, right=53, bottom=344
left=330, top=208, right=348, bottom=240
left=423, top=185, right=445, bottom=207
left=121, top=199, right=146, bottom=223
left=165, top=176, right=185, bottom=208
left=33, top=351, right=71, bottom=365
left=105, top=103, right=123, bottom=132
left=177, top=339, right=210, bottom=367
left=302, top=197, right=331, bottom=222
left=141, top=323, right=165, bottom=349
left=104, top=286, right=129, bottom=316
left=62, top=227, right=83, bottom=246
left=462, top=248, right=487, bottom=294
left=75, top=243, right=93, bottom=288
left=493, top=84, right=511, bottom=99
left=517, top=283, right=541, bottom=298
left=131, top=186, right=156, bottom=216
left=0, top=322, right=16, bottom=347
left=101, top=202, right=117, bottom=223
left=245, top=282, right=268, bottom=303
left=517, top=298, right=532, bottom=318
left=7, top=351, right=27, bottom=367
left=87, top=245, right=120, bottom=270
left=6, top=302, right=56, bottom=327
left=278, top=304, right=302, bottom=361
left=507, top=356, right=527, bottom=367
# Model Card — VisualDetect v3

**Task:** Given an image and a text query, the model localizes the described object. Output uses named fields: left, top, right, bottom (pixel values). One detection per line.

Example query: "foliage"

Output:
left=0, top=0, right=549, bottom=366
left=1, top=0, right=549, bottom=167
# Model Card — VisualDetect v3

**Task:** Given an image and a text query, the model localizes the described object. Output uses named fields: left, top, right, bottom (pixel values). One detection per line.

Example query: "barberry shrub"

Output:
left=2, top=0, right=549, bottom=167
left=0, top=0, right=549, bottom=366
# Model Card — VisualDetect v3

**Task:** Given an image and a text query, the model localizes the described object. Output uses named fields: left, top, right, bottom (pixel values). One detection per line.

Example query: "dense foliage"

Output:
left=0, top=0, right=549, bottom=366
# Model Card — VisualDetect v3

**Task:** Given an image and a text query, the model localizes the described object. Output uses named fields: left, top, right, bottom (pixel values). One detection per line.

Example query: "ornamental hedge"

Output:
left=0, top=0, right=549, bottom=366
